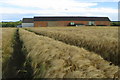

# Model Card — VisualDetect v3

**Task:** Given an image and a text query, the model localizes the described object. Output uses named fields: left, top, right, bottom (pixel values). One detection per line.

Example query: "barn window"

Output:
left=88, top=21, right=95, bottom=26
left=70, top=22, right=75, bottom=25
left=68, top=22, right=75, bottom=26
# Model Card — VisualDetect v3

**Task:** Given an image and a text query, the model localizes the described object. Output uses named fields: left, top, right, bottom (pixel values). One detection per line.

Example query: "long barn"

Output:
left=22, top=16, right=111, bottom=27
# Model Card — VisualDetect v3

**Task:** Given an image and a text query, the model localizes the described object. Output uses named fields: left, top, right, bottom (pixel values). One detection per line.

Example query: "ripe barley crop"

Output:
left=19, top=29, right=118, bottom=78
left=2, top=28, right=16, bottom=77
left=25, top=27, right=119, bottom=66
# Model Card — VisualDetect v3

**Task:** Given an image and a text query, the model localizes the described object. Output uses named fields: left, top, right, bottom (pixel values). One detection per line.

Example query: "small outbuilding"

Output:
left=22, top=18, right=34, bottom=27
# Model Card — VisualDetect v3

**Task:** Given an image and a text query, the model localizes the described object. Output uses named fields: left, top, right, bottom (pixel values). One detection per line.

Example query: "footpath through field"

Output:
left=2, top=28, right=33, bottom=79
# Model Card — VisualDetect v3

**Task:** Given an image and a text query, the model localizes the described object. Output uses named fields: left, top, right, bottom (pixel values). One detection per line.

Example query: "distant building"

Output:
left=17, top=25, right=22, bottom=28
left=22, top=18, right=34, bottom=27
left=22, top=16, right=111, bottom=27
left=34, top=16, right=111, bottom=27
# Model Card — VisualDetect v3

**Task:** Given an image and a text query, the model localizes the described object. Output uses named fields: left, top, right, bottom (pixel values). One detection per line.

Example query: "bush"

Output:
left=111, top=22, right=120, bottom=26
left=1, top=21, right=22, bottom=27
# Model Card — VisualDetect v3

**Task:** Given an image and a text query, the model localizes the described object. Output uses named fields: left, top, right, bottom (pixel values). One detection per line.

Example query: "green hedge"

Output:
left=111, top=22, right=120, bottom=26
left=1, top=21, right=22, bottom=27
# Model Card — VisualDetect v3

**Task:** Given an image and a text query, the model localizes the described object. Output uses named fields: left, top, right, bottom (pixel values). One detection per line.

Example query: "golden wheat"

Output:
left=19, top=29, right=118, bottom=78
left=2, top=28, right=16, bottom=77
left=25, top=27, right=118, bottom=66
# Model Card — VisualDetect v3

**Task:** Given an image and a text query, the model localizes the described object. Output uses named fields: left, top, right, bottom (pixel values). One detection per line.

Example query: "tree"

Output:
left=1, top=21, right=22, bottom=27
left=111, top=22, right=120, bottom=26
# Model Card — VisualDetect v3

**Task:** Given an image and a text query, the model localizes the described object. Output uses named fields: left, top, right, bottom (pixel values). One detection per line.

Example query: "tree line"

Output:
left=0, top=21, right=22, bottom=27
left=111, top=21, right=120, bottom=26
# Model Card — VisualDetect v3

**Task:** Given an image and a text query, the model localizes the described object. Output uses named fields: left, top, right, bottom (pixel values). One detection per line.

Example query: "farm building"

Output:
left=22, top=18, right=34, bottom=27
left=22, top=16, right=111, bottom=27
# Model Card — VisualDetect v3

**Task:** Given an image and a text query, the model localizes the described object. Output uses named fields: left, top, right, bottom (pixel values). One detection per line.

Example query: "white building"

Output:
left=22, top=18, right=34, bottom=27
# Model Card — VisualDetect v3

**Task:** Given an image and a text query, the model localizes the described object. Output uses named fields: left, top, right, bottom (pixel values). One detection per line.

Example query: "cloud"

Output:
left=0, top=0, right=118, bottom=21
left=0, top=0, right=98, bottom=9
left=0, top=6, right=117, bottom=14
left=0, top=0, right=98, bottom=14
left=1, top=6, right=117, bottom=21
left=0, top=0, right=99, bottom=14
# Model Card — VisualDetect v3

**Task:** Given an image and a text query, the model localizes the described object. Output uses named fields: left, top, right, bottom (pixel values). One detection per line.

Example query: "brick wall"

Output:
left=34, top=21, right=110, bottom=27
left=34, top=21, right=48, bottom=27
left=95, top=21, right=110, bottom=26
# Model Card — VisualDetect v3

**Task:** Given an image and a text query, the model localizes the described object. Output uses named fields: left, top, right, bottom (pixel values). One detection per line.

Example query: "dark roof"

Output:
left=22, top=18, right=33, bottom=23
left=112, top=21, right=120, bottom=22
left=34, top=16, right=111, bottom=21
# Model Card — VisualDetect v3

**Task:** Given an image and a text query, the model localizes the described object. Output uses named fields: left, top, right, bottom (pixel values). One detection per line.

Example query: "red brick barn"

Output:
left=34, top=16, right=111, bottom=27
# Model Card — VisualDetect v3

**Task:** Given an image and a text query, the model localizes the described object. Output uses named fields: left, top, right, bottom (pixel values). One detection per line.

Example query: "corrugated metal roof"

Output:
left=34, top=16, right=111, bottom=21
left=22, top=18, right=33, bottom=23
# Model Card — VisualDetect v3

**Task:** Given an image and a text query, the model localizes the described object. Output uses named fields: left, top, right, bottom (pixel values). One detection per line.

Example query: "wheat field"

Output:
left=2, top=27, right=120, bottom=79
left=2, top=28, right=16, bottom=78
left=25, top=27, right=119, bottom=66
